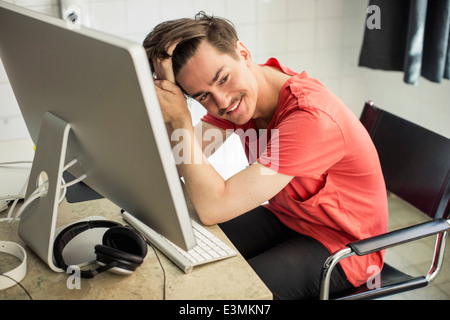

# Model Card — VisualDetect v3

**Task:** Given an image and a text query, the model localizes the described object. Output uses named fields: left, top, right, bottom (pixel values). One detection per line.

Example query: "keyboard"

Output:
left=121, top=211, right=237, bottom=273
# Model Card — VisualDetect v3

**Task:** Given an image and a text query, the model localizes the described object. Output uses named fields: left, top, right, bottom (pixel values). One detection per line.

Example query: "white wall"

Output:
left=1, top=0, right=449, bottom=146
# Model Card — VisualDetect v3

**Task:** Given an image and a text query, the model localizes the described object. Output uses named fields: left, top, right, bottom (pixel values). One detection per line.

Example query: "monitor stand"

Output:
left=18, top=112, right=106, bottom=272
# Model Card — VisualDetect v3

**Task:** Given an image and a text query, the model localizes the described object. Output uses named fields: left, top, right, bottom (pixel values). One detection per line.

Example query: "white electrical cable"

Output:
left=1, top=158, right=87, bottom=224
left=0, top=158, right=86, bottom=295
left=0, top=161, right=33, bottom=166
left=0, top=176, right=29, bottom=223
left=0, top=195, right=23, bottom=201
left=57, top=173, right=87, bottom=203
left=0, top=199, right=18, bottom=223
left=0, top=200, right=8, bottom=212
left=58, top=158, right=87, bottom=202
left=8, top=181, right=48, bottom=224
left=60, top=173, right=87, bottom=189
left=63, top=158, right=78, bottom=171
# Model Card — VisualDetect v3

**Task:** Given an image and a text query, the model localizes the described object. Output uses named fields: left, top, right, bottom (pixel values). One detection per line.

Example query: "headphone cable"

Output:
left=146, top=241, right=166, bottom=300
left=0, top=274, right=33, bottom=300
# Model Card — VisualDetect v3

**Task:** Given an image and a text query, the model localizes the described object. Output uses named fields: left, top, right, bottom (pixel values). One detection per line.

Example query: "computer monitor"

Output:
left=0, top=2, right=196, bottom=272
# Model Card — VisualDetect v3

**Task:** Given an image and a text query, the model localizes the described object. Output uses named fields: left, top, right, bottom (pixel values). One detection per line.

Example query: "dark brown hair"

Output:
left=143, top=12, right=239, bottom=77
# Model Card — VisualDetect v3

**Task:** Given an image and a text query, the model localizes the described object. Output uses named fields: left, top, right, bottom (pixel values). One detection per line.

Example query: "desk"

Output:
left=0, top=198, right=272, bottom=300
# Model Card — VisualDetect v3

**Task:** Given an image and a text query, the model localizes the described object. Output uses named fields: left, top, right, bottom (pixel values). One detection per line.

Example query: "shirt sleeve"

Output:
left=258, top=108, right=346, bottom=178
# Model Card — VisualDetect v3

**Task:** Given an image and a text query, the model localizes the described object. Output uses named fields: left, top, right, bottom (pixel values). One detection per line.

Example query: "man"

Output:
left=143, top=12, right=388, bottom=299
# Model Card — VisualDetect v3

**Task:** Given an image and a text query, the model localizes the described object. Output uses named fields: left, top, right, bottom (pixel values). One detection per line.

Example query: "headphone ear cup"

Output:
left=102, top=226, right=148, bottom=258
left=95, top=226, right=148, bottom=274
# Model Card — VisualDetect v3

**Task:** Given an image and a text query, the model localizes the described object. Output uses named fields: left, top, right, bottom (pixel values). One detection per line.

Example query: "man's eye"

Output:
left=220, top=74, right=229, bottom=85
left=199, top=93, right=209, bottom=101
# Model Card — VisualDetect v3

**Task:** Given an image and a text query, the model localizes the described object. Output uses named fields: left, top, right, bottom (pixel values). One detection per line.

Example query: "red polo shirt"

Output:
left=201, top=58, right=388, bottom=287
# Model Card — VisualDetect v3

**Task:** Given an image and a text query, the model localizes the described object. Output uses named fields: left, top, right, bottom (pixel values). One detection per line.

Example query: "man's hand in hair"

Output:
left=153, top=42, right=178, bottom=83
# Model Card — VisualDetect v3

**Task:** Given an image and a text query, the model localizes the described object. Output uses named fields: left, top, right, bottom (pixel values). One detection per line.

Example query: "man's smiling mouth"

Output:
left=227, top=100, right=240, bottom=113
left=219, top=95, right=244, bottom=116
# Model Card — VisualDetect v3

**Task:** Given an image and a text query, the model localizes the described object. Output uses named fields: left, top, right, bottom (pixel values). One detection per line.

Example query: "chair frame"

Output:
left=319, top=101, right=450, bottom=300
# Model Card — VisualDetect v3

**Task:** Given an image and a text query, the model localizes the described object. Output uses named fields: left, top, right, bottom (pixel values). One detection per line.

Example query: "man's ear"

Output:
left=236, top=41, right=252, bottom=63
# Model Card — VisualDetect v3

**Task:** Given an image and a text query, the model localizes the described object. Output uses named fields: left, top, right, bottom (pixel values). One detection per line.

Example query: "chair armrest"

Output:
left=348, top=219, right=450, bottom=256
left=320, top=218, right=450, bottom=300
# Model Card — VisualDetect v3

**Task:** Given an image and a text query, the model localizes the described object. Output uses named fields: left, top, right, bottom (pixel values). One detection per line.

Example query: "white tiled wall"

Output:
left=1, top=0, right=449, bottom=145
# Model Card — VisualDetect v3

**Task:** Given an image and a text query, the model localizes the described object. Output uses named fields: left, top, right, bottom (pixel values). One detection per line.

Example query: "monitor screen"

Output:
left=0, top=3, right=196, bottom=271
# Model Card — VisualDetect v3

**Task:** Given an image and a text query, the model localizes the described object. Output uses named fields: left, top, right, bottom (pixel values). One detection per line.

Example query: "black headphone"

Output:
left=53, top=220, right=148, bottom=278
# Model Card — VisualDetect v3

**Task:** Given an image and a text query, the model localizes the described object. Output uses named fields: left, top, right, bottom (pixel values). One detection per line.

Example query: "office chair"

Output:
left=319, top=101, right=450, bottom=300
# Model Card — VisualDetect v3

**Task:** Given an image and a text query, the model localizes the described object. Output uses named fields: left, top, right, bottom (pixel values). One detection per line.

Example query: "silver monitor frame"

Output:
left=0, top=2, right=196, bottom=272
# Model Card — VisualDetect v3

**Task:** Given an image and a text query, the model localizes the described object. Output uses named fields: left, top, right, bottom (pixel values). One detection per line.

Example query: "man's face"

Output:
left=175, top=40, right=258, bottom=125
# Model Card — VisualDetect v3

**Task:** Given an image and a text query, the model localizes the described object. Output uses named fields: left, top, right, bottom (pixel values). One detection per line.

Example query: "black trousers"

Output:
left=219, top=206, right=353, bottom=300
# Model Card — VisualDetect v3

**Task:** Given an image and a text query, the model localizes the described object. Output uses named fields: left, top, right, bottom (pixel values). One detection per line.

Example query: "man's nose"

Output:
left=213, top=92, right=231, bottom=115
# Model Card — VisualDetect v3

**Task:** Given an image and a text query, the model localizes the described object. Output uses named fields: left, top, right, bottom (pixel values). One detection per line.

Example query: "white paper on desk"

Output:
left=0, top=138, right=34, bottom=199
